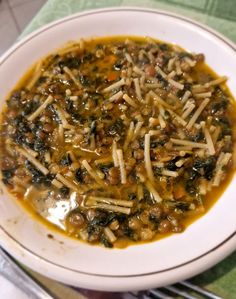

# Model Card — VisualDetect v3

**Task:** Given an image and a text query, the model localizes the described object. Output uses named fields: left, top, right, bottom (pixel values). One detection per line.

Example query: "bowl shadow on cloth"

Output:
left=72, top=251, right=236, bottom=297
left=191, top=250, right=236, bottom=289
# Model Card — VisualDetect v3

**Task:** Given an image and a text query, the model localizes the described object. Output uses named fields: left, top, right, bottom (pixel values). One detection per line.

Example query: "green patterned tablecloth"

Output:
left=21, top=1, right=236, bottom=298
left=22, top=0, right=236, bottom=42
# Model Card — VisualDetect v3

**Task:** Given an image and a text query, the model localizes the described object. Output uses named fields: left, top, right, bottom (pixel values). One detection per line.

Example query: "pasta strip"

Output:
left=104, top=227, right=117, bottom=243
left=89, top=196, right=134, bottom=207
left=23, top=146, right=38, bottom=158
left=205, top=76, right=227, bottom=87
left=181, top=90, right=191, bottom=103
left=133, top=66, right=145, bottom=76
left=170, top=138, right=207, bottom=149
left=85, top=202, right=131, bottom=215
left=63, top=66, right=82, bottom=88
left=44, top=152, right=51, bottom=163
left=167, top=57, right=176, bottom=71
left=116, top=149, right=127, bottom=184
left=53, top=104, right=73, bottom=129
left=52, top=179, right=63, bottom=189
left=124, top=53, right=133, bottom=64
left=167, top=70, right=176, bottom=79
left=112, top=141, right=119, bottom=167
left=103, top=78, right=125, bottom=93
left=109, top=91, right=123, bottom=102
left=144, top=133, right=155, bottom=182
left=184, top=57, right=196, bottom=67
left=167, top=109, right=187, bottom=126
left=152, top=162, right=164, bottom=167
left=158, top=113, right=166, bottom=129
left=124, top=121, right=134, bottom=150
left=27, top=95, right=53, bottom=122
left=181, top=103, right=195, bottom=119
left=95, top=156, right=113, bottom=165
left=133, top=78, right=142, bottom=101
left=145, top=180, right=162, bottom=202
left=213, top=153, right=232, bottom=186
left=186, top=98, right=210, bottom=130
left=194, top=92, right=212, bottom=98
left=26, top=61, right=42, bottom=90
left=192, top=85, right=208, bottom=93
left=17, top=147, right=49, bottom=175
left=123, top=94, right=138, bottom=108
left=57, top=45, right=81, bottom=56
left=56, top=174, right=82, bottom=192
left=81, top=160, right=105, bottom=186
left=149, top=91, right=172, bottom=109
left=133, top=121, right=144, bottom=139
left=155, top=65, right=167, bottom=78
left=168, top=78, right=184, bottom=90
left=137, top=184, right=144, bottom=201
left=162, top=169, right=179, bottom=177
left=58, top=124, right=64, bottom=142
left=204, top=127, right=215, bottom=155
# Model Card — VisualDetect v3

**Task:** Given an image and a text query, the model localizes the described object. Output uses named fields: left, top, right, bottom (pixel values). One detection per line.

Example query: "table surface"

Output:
left=6, top=1, right=236, bottom=298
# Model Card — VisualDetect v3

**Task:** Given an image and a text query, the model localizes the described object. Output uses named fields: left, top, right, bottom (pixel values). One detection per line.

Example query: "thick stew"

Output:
left=0, top=36, right=235, bottom=248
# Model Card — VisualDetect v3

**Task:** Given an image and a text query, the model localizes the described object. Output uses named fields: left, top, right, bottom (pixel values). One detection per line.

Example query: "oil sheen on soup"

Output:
left=0, top=36, right=235, bottom=248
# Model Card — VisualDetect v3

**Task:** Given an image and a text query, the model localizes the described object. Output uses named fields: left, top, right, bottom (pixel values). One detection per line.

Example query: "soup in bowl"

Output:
left=0, top=7, right=236, bottom=291
left=1, top=36, right=235, bottom=249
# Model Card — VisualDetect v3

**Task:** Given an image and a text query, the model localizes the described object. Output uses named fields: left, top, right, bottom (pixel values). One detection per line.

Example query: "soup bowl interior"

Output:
left=0, top=7, right=236, bottom=291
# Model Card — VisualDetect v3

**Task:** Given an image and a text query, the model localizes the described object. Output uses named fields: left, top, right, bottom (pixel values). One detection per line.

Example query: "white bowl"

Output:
left=0, top=7, right=236, bottom=292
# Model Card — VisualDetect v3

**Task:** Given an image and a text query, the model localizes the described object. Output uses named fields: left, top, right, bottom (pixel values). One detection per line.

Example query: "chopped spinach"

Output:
left=215, top=117, right=232, bottom=137
left=166, top=157, right=180, bottom=171
left=75, top=168, right=85, bottom=183
left=123, top=227, right=134, bottom=238
left=191, top=131, right=204, bottom=142
left=185, top=167, right=200, bottom=195
left=48, top=105, right=61, bottom=123
left=60, top=154, right=72, bottom=166
left=100, top=235, right=113, bottom=248
left=186, top=180, right=197, bottom=195
left=1, top=169, right=15, bottom=179
left=178, top=52, right=193, bottom=59
left=165, top=200, right=190, bottom=211
left=210, top=99, right=228, bottom=114
left=79, top=75, right=91, bottom=87
left=34, top=138, right=48, bottom=152
left=14, top=131, right=26, bottom=145
left=90, top=120, right=97, bottom=135
left=25, top=161, right=54, bottom=186
left=22, top=100, right=39, bottom=116
left=99, top=163, right=113, bottom=176
left=59, top=186, right=70, bottom=196
left=128, top=193, right=137, bottom=200
left=1, top=168, right=15, bottom=185
left=87, top=223, right=102, bottom=237
left=107, top=118, right=124, bottom=137
left=90, top=212, right=116, bottom=227
left=149, top=213, right=160, bottom=223
left=59, top=57, right=81, bottom=69
left=153, top=167, right=162, bottom=176
left=7, top=91, right=22, bottom=108
left=114, top=61, right=123, bottom=70
left=193, top=157, right=216, bottom=180
left=159, top=43, right=169, bottom=51
left=82, top=52, right=94, bottom=63
left=156, top=74, right=168, bottom=86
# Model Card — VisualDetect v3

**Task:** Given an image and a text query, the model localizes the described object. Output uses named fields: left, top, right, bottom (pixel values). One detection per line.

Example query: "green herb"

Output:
left=60, top=154, right=72, bottom=166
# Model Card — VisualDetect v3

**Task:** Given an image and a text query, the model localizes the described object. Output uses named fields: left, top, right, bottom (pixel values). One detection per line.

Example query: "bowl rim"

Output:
left=0, top=6, right=236, bottom=290
left=1, top=6, right=236, bottom=65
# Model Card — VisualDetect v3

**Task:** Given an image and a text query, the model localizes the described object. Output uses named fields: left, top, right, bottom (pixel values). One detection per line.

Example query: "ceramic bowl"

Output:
left=0, top=7, right=236, bottom=291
